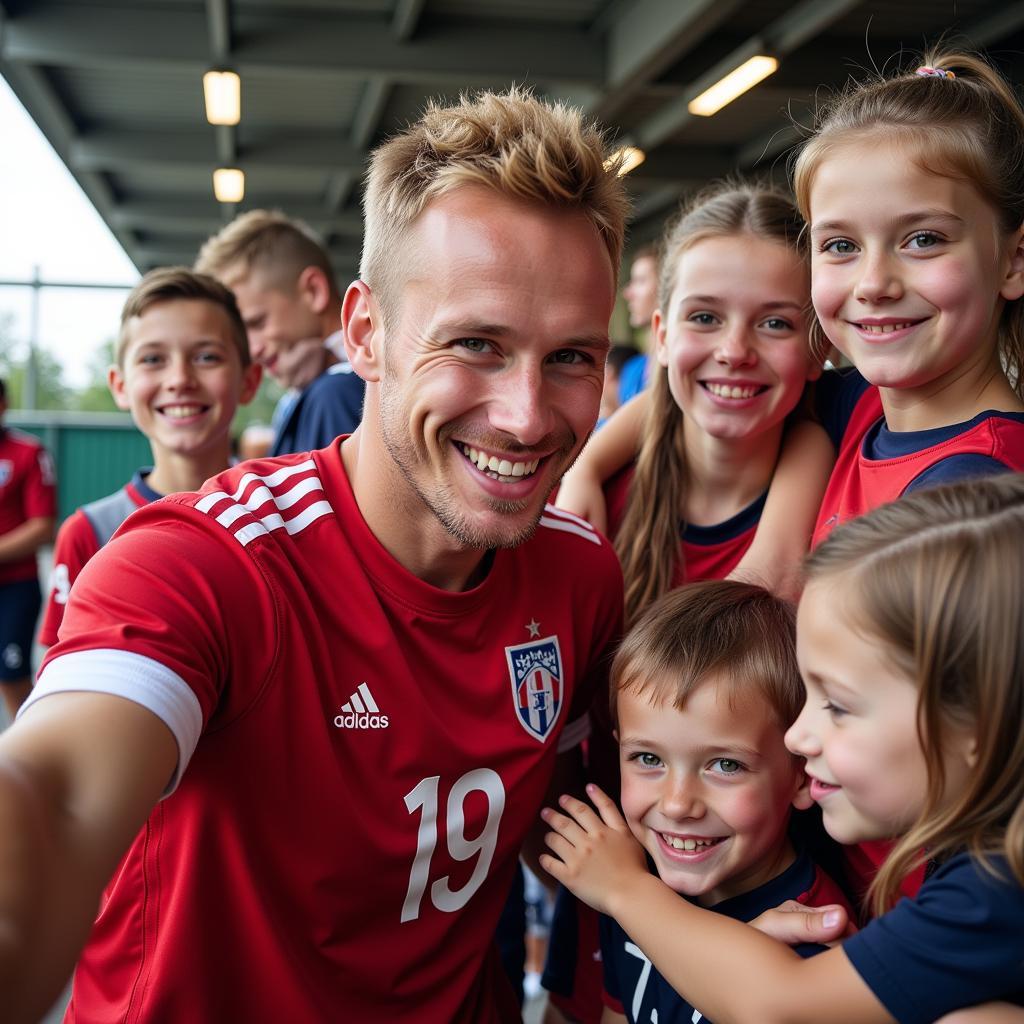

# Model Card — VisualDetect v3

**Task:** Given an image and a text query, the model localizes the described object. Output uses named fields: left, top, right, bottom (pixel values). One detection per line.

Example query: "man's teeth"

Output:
left=705, top=382, right=761, bottom=399
left=857, top=321, right=915, bottom=333
left=662, top=835, right=721, bottom=851
left=161, top=405, right=205, bottom=418
left=460, top=445, right=540, bottom=481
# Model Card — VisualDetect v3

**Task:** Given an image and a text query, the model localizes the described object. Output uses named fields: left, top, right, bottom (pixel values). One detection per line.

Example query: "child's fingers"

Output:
left=585, top=784, right=628, bottom=828
left=541, top=805, right=590, bottom=845
left=555, top=792, right=604, bottom=831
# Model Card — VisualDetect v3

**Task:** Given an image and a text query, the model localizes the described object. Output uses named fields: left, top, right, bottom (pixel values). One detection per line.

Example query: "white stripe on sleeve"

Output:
left=22, top=649, right=204, bottom=795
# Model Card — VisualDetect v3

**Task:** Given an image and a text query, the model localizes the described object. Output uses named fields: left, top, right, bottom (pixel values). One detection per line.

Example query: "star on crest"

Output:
left=526, top=619, right=541, bottom=638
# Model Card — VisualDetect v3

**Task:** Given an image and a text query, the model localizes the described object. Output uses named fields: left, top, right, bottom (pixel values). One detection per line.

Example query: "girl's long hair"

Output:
left=805, top=474, right=1024, bottom=915
left=793, top=50, right=1024, bottom=391
left=615, top=183, right=805, bottom=627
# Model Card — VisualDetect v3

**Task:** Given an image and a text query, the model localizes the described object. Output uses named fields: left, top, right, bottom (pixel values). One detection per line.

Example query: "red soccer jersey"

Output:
left=604, top=466, right=762, bottom=583
left=30, top=441, right=622, bottom=1023
left=0, top=428, right=56, bottom=584
left=813, top=389, right=1024, bottom=546
left=38, top=472, right=157, bottom=647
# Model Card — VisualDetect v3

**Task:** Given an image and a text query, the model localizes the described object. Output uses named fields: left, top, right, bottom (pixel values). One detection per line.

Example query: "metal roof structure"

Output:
left=2, top=0, right=1023, bottom=285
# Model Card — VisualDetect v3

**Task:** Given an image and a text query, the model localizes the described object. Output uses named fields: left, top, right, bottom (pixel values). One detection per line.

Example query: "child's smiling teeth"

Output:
left=661, top=834, right=724, bottom=851
left=856, top=321, right=918, bottom=333
left=161, top=404, right=206, bottom=418
left=459, top=444, right=540, bottom=482
left=703, top=382, right=763, bottom=399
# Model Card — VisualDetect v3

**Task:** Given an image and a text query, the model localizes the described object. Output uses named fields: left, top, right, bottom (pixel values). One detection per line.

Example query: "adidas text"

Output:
left=335, top=712, right=390, bottom=729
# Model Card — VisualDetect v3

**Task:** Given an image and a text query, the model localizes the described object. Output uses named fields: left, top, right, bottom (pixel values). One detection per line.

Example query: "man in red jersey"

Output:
left=0, top=90, right=628, bottom=1023
left=0, top=378, right=55, bottom=719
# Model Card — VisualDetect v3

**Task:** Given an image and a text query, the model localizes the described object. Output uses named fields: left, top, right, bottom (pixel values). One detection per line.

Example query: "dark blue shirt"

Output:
left=270, top=363, right=365, bottom=457
left=844, top=853, right=1024, bottom=1024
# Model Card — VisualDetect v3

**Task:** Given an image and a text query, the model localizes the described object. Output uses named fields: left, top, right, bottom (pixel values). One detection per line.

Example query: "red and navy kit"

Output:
left=600, top=849, right=851, bottom=1023
left=38, top=470, right=160, bottom=647
left=26, top=440, right=622, bottom=1023
left=844, top=853, right=1024, bottom=1023
left=0, top=427, right=56, bottom=585
left=813, top=368, right=1024, bottom=546
left=604, top=465, right=766, bottom=583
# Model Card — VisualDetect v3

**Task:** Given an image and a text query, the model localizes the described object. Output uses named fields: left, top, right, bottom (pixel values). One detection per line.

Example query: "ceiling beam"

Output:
left=1, top=6, right=603, bottom=87
left=351, top=77, right=391, bottom=150
left=69, top=131, right=367, bottom=175
left=596, top=0, right=747, bottom=121
left=632, top=0, right=865, bottom=151
left=392, top=0, right=427, bottom=41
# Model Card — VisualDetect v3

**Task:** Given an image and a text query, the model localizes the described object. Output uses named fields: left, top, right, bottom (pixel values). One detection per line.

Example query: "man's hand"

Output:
left=539, top=784, right=647, bottom=917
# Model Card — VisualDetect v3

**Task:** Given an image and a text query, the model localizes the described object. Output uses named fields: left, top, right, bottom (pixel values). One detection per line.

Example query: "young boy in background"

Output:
left=0, top=378, right=55, bottom=717
left=39, top=267, right=260, bottom=646
left=594, top=580, right=850, bottom=1024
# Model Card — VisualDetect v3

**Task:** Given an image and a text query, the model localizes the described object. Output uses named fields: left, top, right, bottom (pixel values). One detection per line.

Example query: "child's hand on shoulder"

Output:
left=555, top=471, right=608, bottom=534
left=539, top=784, right=647, bottom=916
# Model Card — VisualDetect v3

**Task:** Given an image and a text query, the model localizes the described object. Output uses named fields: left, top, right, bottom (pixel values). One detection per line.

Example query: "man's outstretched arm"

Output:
left=0, top=691, right=177, bottom=1024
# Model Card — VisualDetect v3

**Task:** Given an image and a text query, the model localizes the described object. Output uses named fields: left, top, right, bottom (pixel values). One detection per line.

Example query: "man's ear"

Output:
left=297, top=266, right=332, bottom=315
left=108, top=364, right=132, bottom=411
left=341, top=280, right=384, bottom=384
left=792, top=768, right=814, bottom=812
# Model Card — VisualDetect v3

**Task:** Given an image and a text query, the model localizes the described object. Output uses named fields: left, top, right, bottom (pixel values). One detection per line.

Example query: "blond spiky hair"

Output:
left=360, top=87, right=629, bottom=316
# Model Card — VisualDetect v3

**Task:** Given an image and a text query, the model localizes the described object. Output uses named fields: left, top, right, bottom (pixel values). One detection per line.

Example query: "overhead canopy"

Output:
left=1, top=0, right=1021, bottom=285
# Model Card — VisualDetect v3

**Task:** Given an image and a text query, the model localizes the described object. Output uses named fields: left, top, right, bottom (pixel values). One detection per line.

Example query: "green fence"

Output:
left=8, top=411, right=150, bottom=524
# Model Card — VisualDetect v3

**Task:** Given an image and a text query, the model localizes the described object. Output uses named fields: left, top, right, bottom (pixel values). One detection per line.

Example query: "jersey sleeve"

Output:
left=30, top=500, right=280, bottom=787
left=37, top=509, right=100, bottom=647
left=904, top=453, right=1011, bottom=493
left=22, top=442, right=57, bottom=519
left=814, top=369, right=873, bottom=449
left=842, top=854, right=1024, bottom=1023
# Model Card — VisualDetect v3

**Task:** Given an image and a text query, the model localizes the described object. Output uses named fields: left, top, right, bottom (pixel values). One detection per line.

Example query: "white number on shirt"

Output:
left=51, top=563, right=71, bottom=606
left=400, top=769, right=505, bottom=923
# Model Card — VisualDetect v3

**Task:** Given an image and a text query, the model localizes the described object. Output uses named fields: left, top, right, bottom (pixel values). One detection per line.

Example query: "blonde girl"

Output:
left=543, top=472, right=1024, bottom=1024
left=559, top=182, right=825, bottom=625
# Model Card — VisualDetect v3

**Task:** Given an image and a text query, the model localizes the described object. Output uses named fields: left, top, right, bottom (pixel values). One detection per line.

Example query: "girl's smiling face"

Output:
left=653, top=233, right=817, bottom=446
left=808, top=135, right=1024, bottom=399
left=786, top=576, right=977, bottom=845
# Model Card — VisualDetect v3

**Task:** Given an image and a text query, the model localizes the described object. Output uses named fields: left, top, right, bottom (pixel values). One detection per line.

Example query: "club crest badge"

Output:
left=0, top=461, right=12, bottom=487
left=506, top=635, right=563, bottom=743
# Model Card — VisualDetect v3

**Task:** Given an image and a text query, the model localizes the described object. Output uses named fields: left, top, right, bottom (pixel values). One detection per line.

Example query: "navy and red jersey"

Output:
left=26, top=440, right=622, bottom=1023
left=38, top=470, right=160, bottom=647
left=813, top=369, right=1024, bottom=546
left=0, top=428, right=56, bottom=584
left=604, top=465, right=766, bottom=583
left=600, top=848, right=852, bottom=1024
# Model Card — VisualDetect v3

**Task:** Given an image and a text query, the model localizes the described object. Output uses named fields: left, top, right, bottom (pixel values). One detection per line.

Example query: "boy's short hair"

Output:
left=117, top=267, right=251, bottom=368
left=611, top=580, right=803, bottom=731
left=361, top=86, right=629, bottom=323
left=194, top=209, right=338, bottom=298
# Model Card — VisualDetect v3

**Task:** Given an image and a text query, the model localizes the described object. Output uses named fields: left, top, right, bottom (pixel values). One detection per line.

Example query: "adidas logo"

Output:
left=334, top=682, right=389, bottom=729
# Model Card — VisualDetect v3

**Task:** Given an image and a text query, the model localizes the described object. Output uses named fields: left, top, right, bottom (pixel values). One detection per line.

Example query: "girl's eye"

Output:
left=761, top=317, right=794, bottom=332
left=629, top=751, right=663, bottom=769
left=906, top=232, right=941, bottom=250
left=710, top=758, right=744, bottom=776
left=688, top=312, right=719, bottom=327
left=822, top=699, right=847, bottom=720
left=821, top=238, right=857, bottom=255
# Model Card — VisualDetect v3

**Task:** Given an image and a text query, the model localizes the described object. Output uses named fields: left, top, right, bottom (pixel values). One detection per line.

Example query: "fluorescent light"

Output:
left=688, top=56, right=779, bottom=117
left=213, top=167, right=245, bottom=203
left=605, top=145, right=646, bottom=177
left=203, top=70, right=241, bottom=125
